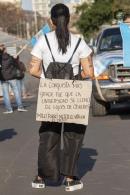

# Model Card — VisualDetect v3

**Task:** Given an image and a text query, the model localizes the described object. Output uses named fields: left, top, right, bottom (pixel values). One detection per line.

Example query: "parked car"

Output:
left=92, top=25, right=130, bottom=116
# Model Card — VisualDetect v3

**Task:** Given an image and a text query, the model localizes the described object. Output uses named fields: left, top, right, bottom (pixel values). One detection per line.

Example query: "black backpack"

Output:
left=1, top=53, right=16, bottom=81
left=43, top=34, right=81, bottom=80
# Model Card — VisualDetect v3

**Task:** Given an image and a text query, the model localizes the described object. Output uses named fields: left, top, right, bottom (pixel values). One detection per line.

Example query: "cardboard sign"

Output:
left=36, top=79, right=92, bottom=125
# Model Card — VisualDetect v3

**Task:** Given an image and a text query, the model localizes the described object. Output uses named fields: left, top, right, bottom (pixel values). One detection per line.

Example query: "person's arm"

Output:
left=29, top=56, right=42, bottom=78
left=80, top=54, right=95, bottom=79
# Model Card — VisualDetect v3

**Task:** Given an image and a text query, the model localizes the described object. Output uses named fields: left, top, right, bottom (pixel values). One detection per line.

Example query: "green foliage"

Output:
left=76, top=0, right=130, bottom=39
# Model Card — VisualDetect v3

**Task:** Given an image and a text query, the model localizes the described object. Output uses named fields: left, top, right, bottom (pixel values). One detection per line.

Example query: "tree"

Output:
left=0, top=2, right=47, bottom=38
left=113, top=0, right=130, bottom=13
left=75, top=0, right=130, bottom=40
left=0, top=2, right=24, bottom=35
left=76, top=0, right=113, bottom=39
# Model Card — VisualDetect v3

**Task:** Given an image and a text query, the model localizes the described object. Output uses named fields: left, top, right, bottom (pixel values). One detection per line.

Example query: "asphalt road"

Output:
left=0, top=96, right=130, bottom=195
left=1, top=31, right=130, bottom=195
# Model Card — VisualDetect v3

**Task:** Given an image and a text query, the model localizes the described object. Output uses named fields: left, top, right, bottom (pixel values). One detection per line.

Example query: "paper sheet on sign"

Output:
left=36, top=79, right=92, bottom=125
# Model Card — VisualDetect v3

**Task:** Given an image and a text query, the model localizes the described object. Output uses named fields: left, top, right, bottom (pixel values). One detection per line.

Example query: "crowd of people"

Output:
left=0, top=44, right=28, bottom=113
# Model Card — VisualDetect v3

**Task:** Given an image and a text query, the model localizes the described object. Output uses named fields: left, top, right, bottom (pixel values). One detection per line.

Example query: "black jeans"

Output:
left=38, top=122, right=86, bottom=181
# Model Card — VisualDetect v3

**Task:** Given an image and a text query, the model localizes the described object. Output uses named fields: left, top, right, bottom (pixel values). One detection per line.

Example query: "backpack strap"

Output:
left=68, top=38, right=81, bottom=63
left=41, top=61, right=46, bottom=78
left=45, top=34, right=81, bottom=64
left=45, top=34, right=55, bottom=62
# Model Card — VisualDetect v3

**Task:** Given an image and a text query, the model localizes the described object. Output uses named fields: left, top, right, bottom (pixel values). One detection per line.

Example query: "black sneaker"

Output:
left=32, top=176, right=45, bottom=189
left=65, top=179, right=83, bottom=192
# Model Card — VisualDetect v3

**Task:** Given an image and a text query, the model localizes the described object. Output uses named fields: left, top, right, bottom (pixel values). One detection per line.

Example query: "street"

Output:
left=0, top=94, right=130, bottom=195
left=1, top=0, right=130, bottom=193
left=1, top=31, right=130, bottom=195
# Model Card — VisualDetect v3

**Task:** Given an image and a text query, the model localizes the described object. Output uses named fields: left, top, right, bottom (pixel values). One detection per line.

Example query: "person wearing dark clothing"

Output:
left=29, top=3, right=94, bottom=192
left=0, top=44, right=27, bottom=113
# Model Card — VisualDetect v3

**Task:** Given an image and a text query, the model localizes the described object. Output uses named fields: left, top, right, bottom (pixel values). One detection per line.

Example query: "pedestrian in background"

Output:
left=15, top=56, right=28, bottom=99
left=30, top=3, right=94, bottom=192
left=0, top=44, right=27, bottom=113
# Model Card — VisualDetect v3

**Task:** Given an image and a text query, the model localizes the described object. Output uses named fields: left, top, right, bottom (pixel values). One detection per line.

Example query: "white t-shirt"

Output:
left=31, top=31, right=92, bottom=78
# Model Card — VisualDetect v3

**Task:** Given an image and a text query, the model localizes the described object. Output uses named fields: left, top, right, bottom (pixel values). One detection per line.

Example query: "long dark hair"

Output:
left=51, top=3, right=70, bottom=54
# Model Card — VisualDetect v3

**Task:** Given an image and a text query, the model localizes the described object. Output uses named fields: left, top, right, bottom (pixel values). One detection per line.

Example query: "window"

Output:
left=99, top=28, right=122, bottom=51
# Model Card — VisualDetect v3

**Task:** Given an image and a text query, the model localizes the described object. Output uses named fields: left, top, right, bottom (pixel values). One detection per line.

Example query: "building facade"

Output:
left=32, top=0, right=50, bottom=18
left=64, top=0, right=94, bottom=14
left=32, top=0, right=94, bottom=18
left=0, top=0, right=21, bottom=7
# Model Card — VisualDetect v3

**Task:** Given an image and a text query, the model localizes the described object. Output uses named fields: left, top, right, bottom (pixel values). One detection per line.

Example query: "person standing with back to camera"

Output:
left=30, top=3, right=94, bottom=192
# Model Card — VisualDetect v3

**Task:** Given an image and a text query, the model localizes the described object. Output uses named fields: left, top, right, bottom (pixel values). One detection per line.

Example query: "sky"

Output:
left=22, top=0, right=32, bottom=11
left=21, top=0, right=80, bottom=11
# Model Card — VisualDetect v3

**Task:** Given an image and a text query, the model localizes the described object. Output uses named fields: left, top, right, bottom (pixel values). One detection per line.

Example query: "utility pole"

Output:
left=32, top=0, right=38, bottom=33
left=26, top=22, right=31, bottom=39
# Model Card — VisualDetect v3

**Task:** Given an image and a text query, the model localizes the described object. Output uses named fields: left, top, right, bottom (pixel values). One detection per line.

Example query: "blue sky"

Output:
left=22, top=0, right=32, bottom=10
